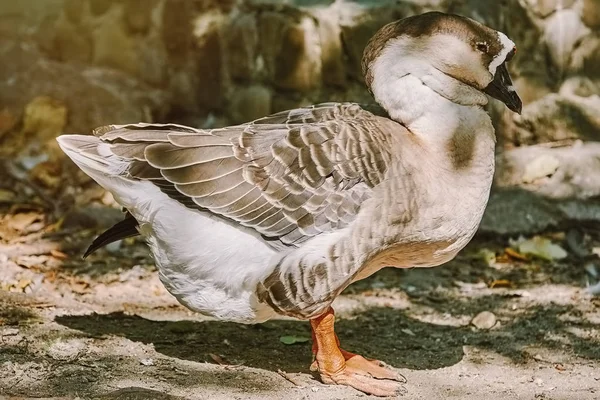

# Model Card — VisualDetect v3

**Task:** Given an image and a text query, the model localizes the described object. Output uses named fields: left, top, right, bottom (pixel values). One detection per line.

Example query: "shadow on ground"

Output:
left=56, top=299, right=599, bottom=374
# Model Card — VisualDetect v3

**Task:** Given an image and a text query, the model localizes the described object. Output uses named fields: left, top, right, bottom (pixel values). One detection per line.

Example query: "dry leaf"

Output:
left=17, top=279, right=32, bottom=290
left=8, top=213, right=41, bottom=232
left=505, top=247, right=530, bottom=261
left=209, top=353, right=226, bottom=365
left=489, top=279, right=512, bottom=288
left=50, top=249, right=68, bottom=259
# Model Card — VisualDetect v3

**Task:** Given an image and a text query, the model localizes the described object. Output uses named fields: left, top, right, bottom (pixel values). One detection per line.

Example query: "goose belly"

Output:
left=132, top=183, right=278, bottom=323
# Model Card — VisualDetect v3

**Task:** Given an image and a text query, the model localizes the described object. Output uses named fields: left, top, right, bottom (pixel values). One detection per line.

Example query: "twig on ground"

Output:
left=277, top=369, right=304, bottom=387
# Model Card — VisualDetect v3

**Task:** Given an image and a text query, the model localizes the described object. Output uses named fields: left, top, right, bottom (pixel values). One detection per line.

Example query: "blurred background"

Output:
left=1, top=1, right=600, bottom=398
left=0, top=0, right=599, bottom=214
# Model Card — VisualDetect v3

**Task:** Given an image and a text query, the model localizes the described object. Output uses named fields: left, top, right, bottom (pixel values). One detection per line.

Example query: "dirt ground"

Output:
left=0, top=185, right=600, bottom=399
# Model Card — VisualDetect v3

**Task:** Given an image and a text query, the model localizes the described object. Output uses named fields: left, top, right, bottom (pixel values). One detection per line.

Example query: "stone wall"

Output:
left=0, top=0, right=599, bottom=234
left=1, top=0, right=597, bottom=139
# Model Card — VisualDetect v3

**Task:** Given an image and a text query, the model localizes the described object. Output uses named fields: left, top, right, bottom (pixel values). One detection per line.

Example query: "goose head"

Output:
left=362, top=12, right=522, bottom=116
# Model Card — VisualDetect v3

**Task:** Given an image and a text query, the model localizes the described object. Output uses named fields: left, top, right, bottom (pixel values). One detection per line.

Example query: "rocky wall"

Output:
left=0, top=0, right=597, bottom=134
left=0, top=0, right=599, bottom=232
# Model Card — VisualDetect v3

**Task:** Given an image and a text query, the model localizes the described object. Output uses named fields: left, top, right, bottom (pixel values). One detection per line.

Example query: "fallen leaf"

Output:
left=50, top=249, right=68, bottom=259
left=489, top=279, right=512, bottom=288
left=504, top=247, right=529, bottom=261
left=280, top=335, right=310, bottom=345
left=401, top=328, right=416, bottom=336
left=17, top=279, right=32, bottom=290
left=69, top=276, right=92, bottom=294
left=8, top=212, right=41, bottom=232
left=516, top=236, right=568, bottom=261
left=209, top=353, right=226, bottom=365
left=30, top=164, right=62, bottom=191
left=478, top=248, right=497, bottom=265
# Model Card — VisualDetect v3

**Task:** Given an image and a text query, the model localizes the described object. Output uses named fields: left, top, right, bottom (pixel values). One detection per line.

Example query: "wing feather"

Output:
left=95, top=103, right=398, bottom=249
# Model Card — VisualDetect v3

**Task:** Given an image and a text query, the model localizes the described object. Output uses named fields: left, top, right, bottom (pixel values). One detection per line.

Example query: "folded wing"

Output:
left=93, top=103, right=398, bottom=249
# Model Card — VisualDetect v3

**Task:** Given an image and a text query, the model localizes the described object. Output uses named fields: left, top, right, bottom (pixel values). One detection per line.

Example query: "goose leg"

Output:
left=309, top=307, right=406, bottom=397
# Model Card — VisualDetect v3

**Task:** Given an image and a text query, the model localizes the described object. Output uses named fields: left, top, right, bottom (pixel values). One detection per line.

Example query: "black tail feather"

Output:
left=83, top=214, right=140, bottom=258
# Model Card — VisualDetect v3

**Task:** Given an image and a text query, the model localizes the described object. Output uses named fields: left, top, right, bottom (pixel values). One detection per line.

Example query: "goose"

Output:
left=57, top=11, right=521, bottom=397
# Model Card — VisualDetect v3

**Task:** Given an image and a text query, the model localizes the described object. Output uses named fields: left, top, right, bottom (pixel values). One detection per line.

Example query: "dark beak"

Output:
left=483, top=63, right=522, bottom=114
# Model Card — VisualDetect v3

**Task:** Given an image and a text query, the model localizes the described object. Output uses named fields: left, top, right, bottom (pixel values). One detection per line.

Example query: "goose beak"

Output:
left=484, top=63, right=522, bottom=114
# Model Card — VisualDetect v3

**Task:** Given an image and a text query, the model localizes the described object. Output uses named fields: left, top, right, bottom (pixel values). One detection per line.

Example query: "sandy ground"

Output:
left=1, top=227, right=600, bottom=400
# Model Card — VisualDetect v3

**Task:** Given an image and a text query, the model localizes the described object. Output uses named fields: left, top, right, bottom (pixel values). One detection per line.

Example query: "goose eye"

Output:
left=476, top=42, right=488, bottom=53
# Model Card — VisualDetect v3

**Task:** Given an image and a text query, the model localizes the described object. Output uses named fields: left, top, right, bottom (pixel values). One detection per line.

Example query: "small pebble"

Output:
left=140, top=358, right=154, bottom=366
left=471, top=311, right=497, bottom=330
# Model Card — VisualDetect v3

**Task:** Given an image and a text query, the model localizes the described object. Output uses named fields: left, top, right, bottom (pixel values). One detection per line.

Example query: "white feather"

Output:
left=488, top=31, right=515, bottom=75
left=57, top=134, right=278, bottom=323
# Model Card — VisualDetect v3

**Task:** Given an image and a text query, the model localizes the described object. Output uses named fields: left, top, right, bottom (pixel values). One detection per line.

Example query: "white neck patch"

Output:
left=488, top=31, right=515, bottom=75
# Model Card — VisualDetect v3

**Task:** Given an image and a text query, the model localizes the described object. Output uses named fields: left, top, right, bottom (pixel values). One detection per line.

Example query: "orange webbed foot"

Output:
left=310, top=308, right=406, bottom=397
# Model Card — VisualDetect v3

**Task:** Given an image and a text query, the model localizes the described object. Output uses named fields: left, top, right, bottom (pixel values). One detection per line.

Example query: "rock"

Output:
left=521, top=154, right=561, bottom=183
left=229, top=85, right=272, bottom=124
left=258, top=11, right=292, bottom=82
left=62, top=206, right=124, bottom=230
left=0, top=40, right=167, bottom=135
left=559, top=76, right=600, bottom=97
left=527, top=0, right=576, bottom=18
left=543, top=9, right=590, bottom=73
left=568, top=34, right=600, bottom=78
left=480, top=189, right=564, bottom=235
left=512, top=75, right=552, bottom=106
left=161, top=0, right=194, bottom=62
left=64, top=0, right=86, bottom=24
left=92, top=16, right=138, bottom=76
left=314, top=9, right=346, bottom=87
left=271, top=92, right=311, bottom=114
left=47, top=338, right=87, bottom=361
left=226, top=14, right=259, bottom=82
left=22, top=96, right=67, bottom=143
left=89, top=0, right=114, bottom=16
left=581, top=0, right=600, bottom=29
left=193, top=11, right=225, bottom=110
left=274, top=16, right=322, bottom=92
left=140, top=358, right=155, bottom=366
left=496, top=142, right=600, bottom=199
left=0, top=108, right=18, bottom=139
left=339, top=5, right=405, bottom=81
left=471, top=311, right=497, bottom=330
left=123, top=0, right=157, bottom=34
left=509, top=94, right=600, bottom=145
left=481, top=142, right=600, bottom=236
left=52, top=17, right=93, bottom=64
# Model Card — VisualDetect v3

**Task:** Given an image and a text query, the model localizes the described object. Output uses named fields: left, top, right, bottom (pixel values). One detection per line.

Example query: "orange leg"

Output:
left=309, top=307, right=406, bottom=397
